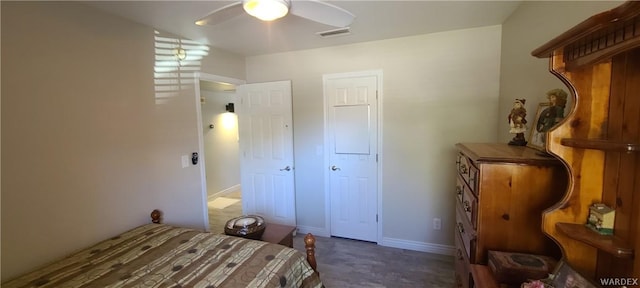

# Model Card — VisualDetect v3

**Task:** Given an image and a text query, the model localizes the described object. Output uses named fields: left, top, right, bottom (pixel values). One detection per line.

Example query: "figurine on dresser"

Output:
left=508, top=98, right=528, bottom=146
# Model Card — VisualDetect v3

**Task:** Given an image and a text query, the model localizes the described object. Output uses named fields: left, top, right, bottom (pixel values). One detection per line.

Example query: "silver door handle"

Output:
left=280, top=166, right=291, bottom=171
left=331, top=165, right=341, bottom=171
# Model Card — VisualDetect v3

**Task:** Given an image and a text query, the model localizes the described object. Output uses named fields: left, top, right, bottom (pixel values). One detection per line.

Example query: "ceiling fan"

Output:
left=195, top=0, right=355, bottom=28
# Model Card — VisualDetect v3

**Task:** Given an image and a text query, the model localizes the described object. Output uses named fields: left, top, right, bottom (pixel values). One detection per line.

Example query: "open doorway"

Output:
left=199, top=78, right=244, bottom=233
left=195, top=73, right=296, bottom=231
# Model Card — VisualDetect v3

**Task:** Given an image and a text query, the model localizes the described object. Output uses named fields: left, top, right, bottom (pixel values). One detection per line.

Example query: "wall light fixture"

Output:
left=225, top=103, right=235, bottom=113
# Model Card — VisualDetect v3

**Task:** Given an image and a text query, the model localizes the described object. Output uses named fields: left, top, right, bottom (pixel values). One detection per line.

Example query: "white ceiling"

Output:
left=84, top=1, right=522, bottom=57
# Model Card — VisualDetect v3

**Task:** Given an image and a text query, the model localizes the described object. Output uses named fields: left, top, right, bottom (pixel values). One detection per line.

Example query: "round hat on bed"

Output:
left=224, top=215, right=266, bottom=240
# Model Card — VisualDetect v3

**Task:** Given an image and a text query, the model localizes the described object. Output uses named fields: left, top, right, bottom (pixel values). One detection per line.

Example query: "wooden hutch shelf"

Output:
left=560, top=138, right=640, bottom=152
left=533, top=1, right=640, bottom=280
left=556, top=223, right=634, bottom=259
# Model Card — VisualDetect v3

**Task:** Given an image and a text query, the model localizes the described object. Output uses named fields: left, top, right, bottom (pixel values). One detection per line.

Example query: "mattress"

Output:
left=3, top=224, right=322, bottom=288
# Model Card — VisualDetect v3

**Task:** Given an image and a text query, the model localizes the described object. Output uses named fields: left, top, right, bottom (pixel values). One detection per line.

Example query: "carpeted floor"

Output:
left=208, top=191, right=455, bottom=287
left=293, top=235, right=456, bottom=287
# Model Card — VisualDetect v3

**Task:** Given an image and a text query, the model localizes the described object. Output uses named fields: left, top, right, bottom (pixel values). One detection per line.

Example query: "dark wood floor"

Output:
left=208, top=192, right=456, bottom=287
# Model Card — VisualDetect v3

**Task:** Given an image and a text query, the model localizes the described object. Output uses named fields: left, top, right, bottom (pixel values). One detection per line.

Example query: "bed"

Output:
left=3, top=210, right=322, bottom=288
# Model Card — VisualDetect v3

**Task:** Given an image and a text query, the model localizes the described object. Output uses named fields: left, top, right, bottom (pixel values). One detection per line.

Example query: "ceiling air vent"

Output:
left=316, top=27, right=351, bottom=38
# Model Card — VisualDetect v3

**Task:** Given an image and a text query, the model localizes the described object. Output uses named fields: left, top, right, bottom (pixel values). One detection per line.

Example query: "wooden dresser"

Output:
left=261, top=223, right=296, bottom=248
left=532, top=1, right=640, bottom=281
left=454, top=143, right=567, bottom=288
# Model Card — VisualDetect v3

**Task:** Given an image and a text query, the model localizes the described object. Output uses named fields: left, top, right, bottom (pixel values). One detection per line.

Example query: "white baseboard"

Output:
left=380, top=237, right=455, bottom=256
left=294, top=226, right=455, bottom=256
left=207, top=184, right=241, bottom=201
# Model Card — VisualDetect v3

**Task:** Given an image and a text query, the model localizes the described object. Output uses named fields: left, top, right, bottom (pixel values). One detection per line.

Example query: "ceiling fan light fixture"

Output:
left=243, top=0, right=289, bottom=21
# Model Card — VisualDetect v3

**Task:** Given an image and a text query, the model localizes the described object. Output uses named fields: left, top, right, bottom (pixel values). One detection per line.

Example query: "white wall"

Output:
left=0, top=2, right=245, bottom=281
left=498, top=1, right=623, bottom=143
left=201, top=89, right=241, bottom=197
left=201, top=50, right=246, bottom=81
left=246, top=26, right=502, bottom=249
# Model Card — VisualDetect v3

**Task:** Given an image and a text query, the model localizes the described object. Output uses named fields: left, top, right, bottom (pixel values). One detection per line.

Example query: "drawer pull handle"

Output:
left=457, top=222, right=464, bottom=234
left=457, top=249, right=464, bottom=260
left=463, top=201, right=471, bottom=212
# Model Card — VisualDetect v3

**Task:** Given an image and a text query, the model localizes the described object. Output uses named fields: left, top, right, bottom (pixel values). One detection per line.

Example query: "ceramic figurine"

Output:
left=508, top=98, right=528, bottom=146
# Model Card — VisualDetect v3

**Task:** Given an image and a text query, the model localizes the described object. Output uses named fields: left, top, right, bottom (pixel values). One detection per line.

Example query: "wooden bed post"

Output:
left=151, top=209, right=162, bottom=224
left=304, top=233, right=318, bottom=275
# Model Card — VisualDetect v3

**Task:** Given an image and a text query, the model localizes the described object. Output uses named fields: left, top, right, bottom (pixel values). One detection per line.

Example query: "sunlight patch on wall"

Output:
left=220, top=112, right=237, bottom=131
left=154, top=30, right=210, bottom=105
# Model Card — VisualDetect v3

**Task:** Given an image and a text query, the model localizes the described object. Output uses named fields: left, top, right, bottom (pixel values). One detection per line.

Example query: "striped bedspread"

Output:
left=4, top=224, right=322, bottom=288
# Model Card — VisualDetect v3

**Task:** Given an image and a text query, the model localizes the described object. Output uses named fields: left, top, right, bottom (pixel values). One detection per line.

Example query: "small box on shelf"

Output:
left=487, top=250, right=557, bottom=286
left=586, top=203, right=615, bottom=235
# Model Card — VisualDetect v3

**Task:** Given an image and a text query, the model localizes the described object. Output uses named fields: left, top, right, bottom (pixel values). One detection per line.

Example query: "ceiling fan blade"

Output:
left=195, top=2, right=244, bottom=26
left=289, top=0, right=355, bottom=27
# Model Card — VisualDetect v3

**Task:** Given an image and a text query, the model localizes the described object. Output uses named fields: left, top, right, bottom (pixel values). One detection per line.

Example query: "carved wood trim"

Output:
left=532, top=1, right=640, bottom=69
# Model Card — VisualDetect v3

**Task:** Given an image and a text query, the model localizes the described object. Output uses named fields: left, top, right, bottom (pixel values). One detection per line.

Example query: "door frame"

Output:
left=194, top=72, right=246, bottom=231
left=322, top=69, right=384, bottom=243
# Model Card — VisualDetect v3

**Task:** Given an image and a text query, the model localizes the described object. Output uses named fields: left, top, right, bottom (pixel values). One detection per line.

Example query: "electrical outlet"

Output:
left=433, top=218, right=441, bottom=230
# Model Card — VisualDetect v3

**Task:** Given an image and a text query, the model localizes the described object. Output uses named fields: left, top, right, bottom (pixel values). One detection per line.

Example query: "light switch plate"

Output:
left=181, top=155, right=190, bottom=168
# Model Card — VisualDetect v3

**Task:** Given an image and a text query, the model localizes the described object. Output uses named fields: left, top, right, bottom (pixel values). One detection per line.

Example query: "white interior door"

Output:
left=237, top=80, right=296, bottom=226
left=325, top=74, right=379, bottom=242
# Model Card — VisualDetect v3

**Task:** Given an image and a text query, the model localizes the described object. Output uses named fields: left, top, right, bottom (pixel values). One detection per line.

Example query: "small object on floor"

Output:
left=488, top=250, right=556, bottom=286
left=225, top=215, right=266, bottom=240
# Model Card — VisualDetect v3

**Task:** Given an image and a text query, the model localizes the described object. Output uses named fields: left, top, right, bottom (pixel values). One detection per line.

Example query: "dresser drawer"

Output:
left=456, top=175, right=466, bottom=204
left=456, top=202, right=476, bottom=262
left=455, top=231, right=471, bottom=288
left=468, top=164, right=478, bottom=195
left=457, top=153, right=471, bottom=178
left=462, top=185, right=477, bottom=230
left=457, top=153, right=479, bottom=195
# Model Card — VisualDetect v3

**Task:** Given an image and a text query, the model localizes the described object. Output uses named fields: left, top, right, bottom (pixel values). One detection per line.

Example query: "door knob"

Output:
left=280, top=166, right=291, bottom=171
left=331, top=165, right=341, bottom=171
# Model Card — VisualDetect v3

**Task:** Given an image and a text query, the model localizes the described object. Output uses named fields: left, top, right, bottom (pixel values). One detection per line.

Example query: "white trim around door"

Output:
left=194, top=72, right=246, bottom=231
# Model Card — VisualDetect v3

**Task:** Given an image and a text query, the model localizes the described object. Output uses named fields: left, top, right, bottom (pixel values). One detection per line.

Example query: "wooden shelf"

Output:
left=470, top=264, right=499, bottom=288
left=555, top=222, right=634, bottom=258
left=560, top=138, right=640, bottom=152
